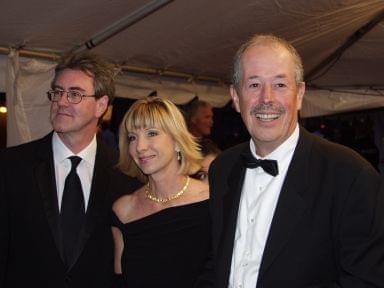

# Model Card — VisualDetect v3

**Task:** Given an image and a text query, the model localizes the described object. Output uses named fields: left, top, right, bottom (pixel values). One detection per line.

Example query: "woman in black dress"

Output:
left=112, top=97, right=210, bottom=288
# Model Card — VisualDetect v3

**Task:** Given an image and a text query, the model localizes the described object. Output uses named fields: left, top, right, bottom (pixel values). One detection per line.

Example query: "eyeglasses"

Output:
left=47, top=90, right=96, bottom=104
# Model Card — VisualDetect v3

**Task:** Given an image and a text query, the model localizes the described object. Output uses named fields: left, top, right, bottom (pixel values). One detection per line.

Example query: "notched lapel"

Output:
left=259, top=128, right=311, bottom=278
left=258, top=179, right=307, bottom=277
left=34, top=140, right=63, bottom=260
left=217, top=152, right=247, bottom=287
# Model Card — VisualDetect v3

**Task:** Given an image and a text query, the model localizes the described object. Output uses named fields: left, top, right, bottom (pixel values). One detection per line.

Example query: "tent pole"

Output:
left=120, top=64, right=223, bottom=83
left=0, top=46, right=59, bottom=61
left=305, top=9, right=384, bottom=82
left=70, top=0, right=174, bottom=54
left=0, top=46, right=223, bottom=84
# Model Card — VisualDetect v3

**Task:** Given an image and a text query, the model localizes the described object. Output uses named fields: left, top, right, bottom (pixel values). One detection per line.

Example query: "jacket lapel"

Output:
left=34, top=133, right=63, bottom=259
left=258, top=128, right=311, bottom=279
left=216, top=144, right=248, bottom=287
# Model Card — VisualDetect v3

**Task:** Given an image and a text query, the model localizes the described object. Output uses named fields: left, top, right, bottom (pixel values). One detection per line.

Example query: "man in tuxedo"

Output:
left=0, top=53, right=138, bottom=287
left=208, top=34, right=384, bottom=287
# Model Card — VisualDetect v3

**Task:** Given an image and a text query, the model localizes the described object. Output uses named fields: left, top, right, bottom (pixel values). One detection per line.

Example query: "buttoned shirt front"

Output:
left=229, top=125, right=299, bottom=288
left=52, top=132, right=97, bottom=211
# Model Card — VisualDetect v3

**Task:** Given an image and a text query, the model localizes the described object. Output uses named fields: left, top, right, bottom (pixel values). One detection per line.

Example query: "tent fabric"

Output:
left=1, top=0, right=383, bottom=86
left=302, top=88, right=384, bottom=118
left=5, top=52, right=54, bottom=146
left=115, top=74, right=230, bottom=107
left=1, top=0, right=384, bottom=146
left=4, top=54, right=384, bottom=147
left=2, top=54, right=231, bottom=146
left=6, top=51, right=54, bottom=146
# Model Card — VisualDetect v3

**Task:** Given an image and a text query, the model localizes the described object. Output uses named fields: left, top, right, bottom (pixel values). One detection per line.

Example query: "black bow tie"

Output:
left=241, top=152, right=279, bottom=176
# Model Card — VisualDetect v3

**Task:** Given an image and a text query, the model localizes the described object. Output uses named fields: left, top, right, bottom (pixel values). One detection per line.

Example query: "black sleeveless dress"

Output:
left=112, top=200, right=210, bottom=288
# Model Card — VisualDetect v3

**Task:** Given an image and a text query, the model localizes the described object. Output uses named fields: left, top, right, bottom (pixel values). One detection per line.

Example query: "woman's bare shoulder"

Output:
left=112, top=187, right=143, bottom=223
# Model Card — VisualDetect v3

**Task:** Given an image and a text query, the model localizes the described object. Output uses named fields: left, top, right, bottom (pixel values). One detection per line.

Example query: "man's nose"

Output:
left=260, top=85, right=274, bottom=103
left=56, top=92, right=70, bottom=106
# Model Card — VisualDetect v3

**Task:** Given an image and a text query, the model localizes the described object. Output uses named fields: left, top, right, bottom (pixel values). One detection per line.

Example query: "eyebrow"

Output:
left=274, top=74, right=289, bottom=79
left=51, top=84, right=86, bottom=91
left=247, top=74, right=289, bottom=81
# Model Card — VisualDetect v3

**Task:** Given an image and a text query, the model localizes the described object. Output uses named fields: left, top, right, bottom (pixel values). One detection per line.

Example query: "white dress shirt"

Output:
left=228, top=125, right=300, bottom=288
left=52, top=132, right=97, bottom=211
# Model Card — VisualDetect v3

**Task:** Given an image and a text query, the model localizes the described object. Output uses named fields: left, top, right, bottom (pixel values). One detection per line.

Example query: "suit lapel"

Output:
left=216, top=144, right=248, bottom=287
left=258, top=128, right=311, bottom=279
left=34, top=133, right=63, bottom=259
left=67, top=141, right=111, bottom=270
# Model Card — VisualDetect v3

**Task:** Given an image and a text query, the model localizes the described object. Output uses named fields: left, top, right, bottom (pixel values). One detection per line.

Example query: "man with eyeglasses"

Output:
left=0, top=52, right=139, bottom=288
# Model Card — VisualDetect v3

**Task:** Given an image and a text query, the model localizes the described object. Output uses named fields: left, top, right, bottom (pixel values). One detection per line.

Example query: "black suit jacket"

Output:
left=209, top=127, right=384, bottom=287
left=0, top=133, right=140, bottom=288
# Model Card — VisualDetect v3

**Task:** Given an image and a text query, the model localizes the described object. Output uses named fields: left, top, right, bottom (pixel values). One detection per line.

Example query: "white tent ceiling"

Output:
left=1, top=0, right=383, bottom=86
left=1, top=0, right=384, bottom=145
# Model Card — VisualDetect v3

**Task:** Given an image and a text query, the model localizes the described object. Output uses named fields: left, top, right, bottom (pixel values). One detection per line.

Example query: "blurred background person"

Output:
left=193, top=138, right=221, bottom=183
left=185, top=99, right=214, bottom=139
left=111, top=97, right=210, bottom=287
left=98, top=119, right=118, bottom=150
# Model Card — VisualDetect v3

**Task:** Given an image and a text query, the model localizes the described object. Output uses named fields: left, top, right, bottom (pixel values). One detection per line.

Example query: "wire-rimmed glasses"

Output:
left=47, top=90, right=96, bottom=104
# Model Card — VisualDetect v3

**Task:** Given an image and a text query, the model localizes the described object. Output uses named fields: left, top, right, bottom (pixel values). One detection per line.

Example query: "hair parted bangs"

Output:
left=123, top=99, right=174, bottom=134
left=118, top=97, right=203, bottom=183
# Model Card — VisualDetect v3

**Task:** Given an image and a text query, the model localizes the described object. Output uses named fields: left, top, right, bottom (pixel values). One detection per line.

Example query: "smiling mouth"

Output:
left=255, top=113, right=280, bottom=121
left=139, top=155, right=155, bottom=164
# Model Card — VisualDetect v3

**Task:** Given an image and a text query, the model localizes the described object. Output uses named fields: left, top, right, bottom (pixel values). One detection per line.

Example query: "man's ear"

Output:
left=230, top=85, right=241, bottom=113
left=296, top=82, right=305, bottom=110
left=95, top=95, right=109, bottom=118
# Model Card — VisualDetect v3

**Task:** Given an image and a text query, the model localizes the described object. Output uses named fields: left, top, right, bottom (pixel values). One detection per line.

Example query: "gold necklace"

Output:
left=146, top=176, right=190, bottom=204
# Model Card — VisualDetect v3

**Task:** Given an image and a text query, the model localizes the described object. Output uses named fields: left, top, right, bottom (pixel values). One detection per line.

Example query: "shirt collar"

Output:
left=52, top=132, right=97, bottom=165
left=250, top=124, right=300, bottom=162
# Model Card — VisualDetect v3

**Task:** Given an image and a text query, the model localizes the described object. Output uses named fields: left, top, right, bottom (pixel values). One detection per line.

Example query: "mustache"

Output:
left=250, top=102, right=285, bottom=116
left=56, top=107, right=72, bottom=113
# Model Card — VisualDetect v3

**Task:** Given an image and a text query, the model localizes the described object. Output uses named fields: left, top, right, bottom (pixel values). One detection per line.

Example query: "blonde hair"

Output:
left=118, top=97, right=203, bottom=182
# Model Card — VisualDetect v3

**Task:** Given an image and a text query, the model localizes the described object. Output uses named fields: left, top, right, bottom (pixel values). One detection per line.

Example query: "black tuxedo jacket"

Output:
left=209, top=127, right=384, bottom=287
left=0, top=133, right=140, bottom=288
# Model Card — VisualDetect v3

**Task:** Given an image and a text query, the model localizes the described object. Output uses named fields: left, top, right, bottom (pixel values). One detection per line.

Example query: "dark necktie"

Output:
left=60, top=156, right=85, bottom=267
left=241, top=152, right=279, bottom=176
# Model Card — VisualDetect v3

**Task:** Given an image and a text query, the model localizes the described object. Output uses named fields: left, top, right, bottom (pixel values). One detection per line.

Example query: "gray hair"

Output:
left=232, top=34, right=304, bottom=90
left=52, top=52, right=116, bottom=105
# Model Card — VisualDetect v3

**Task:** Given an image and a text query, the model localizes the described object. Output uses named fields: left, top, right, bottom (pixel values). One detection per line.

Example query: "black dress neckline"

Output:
left=114, top=198, right=209, bottom=226
left=111, top=198, right=211, bottom=288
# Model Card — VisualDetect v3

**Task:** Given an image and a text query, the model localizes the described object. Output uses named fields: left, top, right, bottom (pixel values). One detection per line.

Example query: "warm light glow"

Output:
left=0, top=106, right=7, bottom=113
